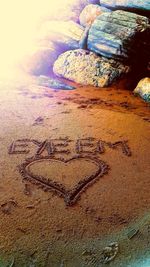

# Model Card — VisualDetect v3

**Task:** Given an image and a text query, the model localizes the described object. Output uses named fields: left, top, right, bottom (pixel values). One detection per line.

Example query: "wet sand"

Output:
left=0, top=72, right=149, bottom=266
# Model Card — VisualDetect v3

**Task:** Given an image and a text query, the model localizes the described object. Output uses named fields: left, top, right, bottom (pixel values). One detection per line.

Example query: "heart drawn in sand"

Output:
left=19, top=156, right=109, bottom=206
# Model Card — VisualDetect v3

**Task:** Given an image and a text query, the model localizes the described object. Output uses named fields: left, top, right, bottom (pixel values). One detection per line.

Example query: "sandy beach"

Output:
left=0, top=71, right=149, bottom=266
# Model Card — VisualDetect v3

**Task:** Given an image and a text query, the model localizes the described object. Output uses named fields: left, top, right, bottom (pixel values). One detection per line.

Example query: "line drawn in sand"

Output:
left=9, top=137, right=132, bottom=157
left=19, top=156, right=109, bottom=206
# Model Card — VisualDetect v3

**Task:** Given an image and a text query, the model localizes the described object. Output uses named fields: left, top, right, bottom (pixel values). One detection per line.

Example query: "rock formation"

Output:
left=53, top=49, right=130, bottom=87
left=24, top=0, right=150, bottom=92
left=87, top=10, right=150, bottom=63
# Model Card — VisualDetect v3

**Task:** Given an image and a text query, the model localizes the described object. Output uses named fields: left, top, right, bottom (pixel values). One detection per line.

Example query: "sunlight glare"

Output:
left=0, top=0, right=76, bottom=78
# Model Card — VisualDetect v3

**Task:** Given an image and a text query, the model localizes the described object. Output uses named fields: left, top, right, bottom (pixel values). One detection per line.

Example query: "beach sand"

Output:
left=0, top=72, right=149, bottom=266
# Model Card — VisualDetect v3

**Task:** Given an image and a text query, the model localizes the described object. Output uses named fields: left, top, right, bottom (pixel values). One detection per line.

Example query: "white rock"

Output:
left=79, top=4, right=110, bottom=27
left=134, top=77, right=150, bottom=102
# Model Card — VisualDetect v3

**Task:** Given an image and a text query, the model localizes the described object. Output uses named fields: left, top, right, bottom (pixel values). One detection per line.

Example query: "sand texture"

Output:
left=0, top=72, right=149, bottom=266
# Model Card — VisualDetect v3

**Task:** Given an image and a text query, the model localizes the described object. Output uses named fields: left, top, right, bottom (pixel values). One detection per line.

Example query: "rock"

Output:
left=88, top=0, right=99, bottom=3
left=100, top=242, right=119, bottom=264
left=37, top=20, right=84, bottom=49
left=87, top=10, right=150, bottom=63
left=23, top=21, right=84, bottom=76
left=134, top=77, right=150, bottom=102
left=53, top=49, right=130, bottom=87
left=37, top=75, right=76, bottom=90
left=79, top=25, right=91, bottom=49
left=100, top=0, right=150, bottom=16
left=79, top=4, right=110, bottom=27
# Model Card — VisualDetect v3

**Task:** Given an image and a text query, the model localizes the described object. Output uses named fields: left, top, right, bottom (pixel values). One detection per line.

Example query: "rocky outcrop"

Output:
left=37, top=20, right=84, bottom=48
left=134, top=77, right=150, bottom=102
left=100, top=0, right=150, bottom=16
left=87, top=10, right=150, bottom=63
left=79, top=4, right=110, bottom=27
left=25, top=10, right=150, bottom=77
left=53, top=49, right=130, bottom=87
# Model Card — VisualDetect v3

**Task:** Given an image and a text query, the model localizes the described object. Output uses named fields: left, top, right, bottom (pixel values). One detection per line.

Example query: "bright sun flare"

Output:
left=0, top=0, right=74, bottom=77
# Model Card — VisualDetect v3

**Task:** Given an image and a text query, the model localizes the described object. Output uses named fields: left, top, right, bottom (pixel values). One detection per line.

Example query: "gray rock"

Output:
left=79, top=4, right=110, bottom=27
left=100, top=0, right=150, bottom=16
left=87, top=10, right=150, bottom=63
left=53, top=49, right=130, bottom=87
left=134, top=77, right=150, bottom=102
left=37, top=75, right=76, bottom=90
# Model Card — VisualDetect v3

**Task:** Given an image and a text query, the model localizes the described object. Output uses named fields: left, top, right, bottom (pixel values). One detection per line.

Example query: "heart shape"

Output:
left=19, top=156, right=109, bottom=206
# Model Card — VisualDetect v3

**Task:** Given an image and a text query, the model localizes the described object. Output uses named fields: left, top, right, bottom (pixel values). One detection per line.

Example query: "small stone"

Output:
left=38, top=75, right=76, bottom=90
left=134, top=77, right=150, bottom=102
left=100, top=242, right=119, bottom=264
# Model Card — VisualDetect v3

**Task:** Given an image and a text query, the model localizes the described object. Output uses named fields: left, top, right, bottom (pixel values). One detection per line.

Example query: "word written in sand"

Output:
left=19, top=156, right=109, bottom=206
left=8, top=137, right=132, bottom=157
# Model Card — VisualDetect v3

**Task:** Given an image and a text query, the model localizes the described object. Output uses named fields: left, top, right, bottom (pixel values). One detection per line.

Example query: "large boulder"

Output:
left=100, top=0, right=150, bottom=16
left=53, top=49, right=130, bottom=87
left=134, top=77, right=150, bottom=102
left=87, top=10, right=150, bottom=63
left=79, top=4, right=110, bottom=27
left=37, top=20, right=84, bottom=48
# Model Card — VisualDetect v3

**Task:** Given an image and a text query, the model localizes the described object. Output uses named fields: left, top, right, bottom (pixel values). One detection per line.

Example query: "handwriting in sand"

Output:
left=8, top=137, right=131, bottom=157
left=8, top=137, right=132, bottom=205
